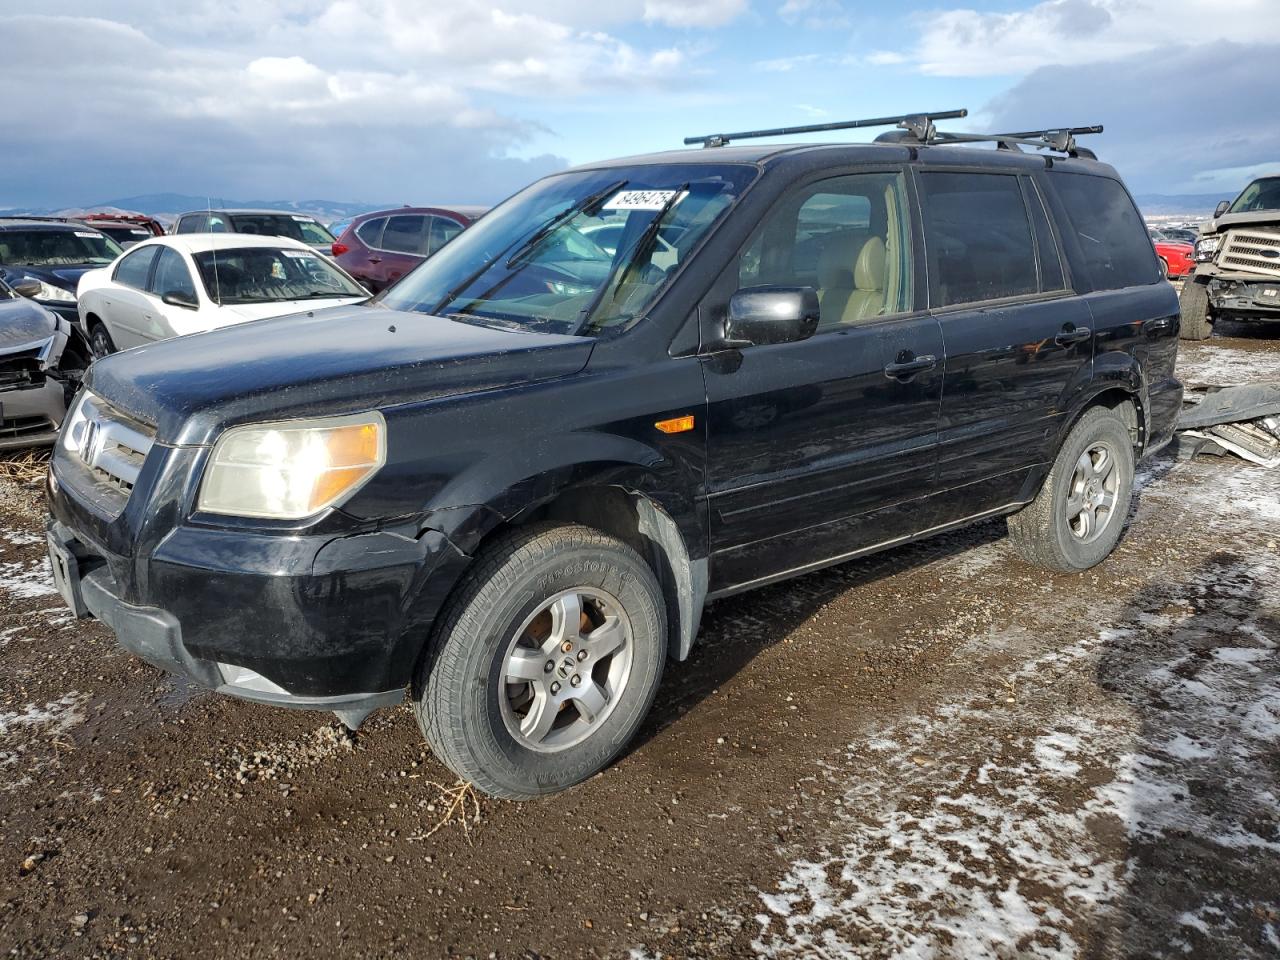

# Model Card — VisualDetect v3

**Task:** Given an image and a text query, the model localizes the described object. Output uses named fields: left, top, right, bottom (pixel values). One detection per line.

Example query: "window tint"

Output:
left=1025, top=180, right=1066, bottom=291
left=113, top=246, right=158, bottom=288
left=356, top=217, right=386, bottom=248
left=192, top=246, right=366, bottom=305
left=208, top=215, right=228, bottom=234
left=736, top=171, right=913, bottom=330
left=1052, top=174, right=1158, bottom=290
left=427, top=216, right=463, bottom=255
left=381, top=215, right=428, bottom=255
left=919, top=172, right=1038, bottom=307
left=175, top=215, right=202, bottom=234
left=150, top=247, right=197, bottom=300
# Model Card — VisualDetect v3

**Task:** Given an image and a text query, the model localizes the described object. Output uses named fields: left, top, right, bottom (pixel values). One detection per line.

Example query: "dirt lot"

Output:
left=2, top=321, right=1278, bottom=960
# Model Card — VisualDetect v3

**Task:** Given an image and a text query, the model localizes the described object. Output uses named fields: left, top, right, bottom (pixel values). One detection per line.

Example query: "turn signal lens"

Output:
left=197, top=413, right=386, bottom=520
left=655, top=415, right=695, bottom=434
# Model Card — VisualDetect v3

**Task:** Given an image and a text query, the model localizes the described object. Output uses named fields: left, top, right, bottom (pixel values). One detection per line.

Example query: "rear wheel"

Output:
left=1179, top=279, right=1213, bottom=340
left=89, top=322, right=117, bottom=359
left=414, top=523, right=667, bottom=799
left=1007, top=406, right=1135, bottom=573
left=1158, top=256, right=1169, bottom=279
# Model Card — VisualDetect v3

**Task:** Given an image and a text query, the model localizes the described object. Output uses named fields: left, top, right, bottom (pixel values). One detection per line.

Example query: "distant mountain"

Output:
left=0, top=194, right=404, bottom=226
left=1134, top=193, right=1228, bottom=218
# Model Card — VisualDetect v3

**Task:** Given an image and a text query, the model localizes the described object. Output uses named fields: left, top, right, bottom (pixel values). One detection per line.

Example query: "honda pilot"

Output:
left=45, top=113, right=1182, bottom=799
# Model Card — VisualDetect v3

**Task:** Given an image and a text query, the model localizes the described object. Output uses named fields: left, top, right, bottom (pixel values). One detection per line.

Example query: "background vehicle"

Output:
left=77, top=234, right=369, bottom=357
left=171, top=209, right=336, bottom=251
left=46, top=112, right=1180, bottom=801
left=81, top=213, right=166, bottom=239
left=82, top=219, right=160, bottom=250
left=331, top=206, right=485, bottom=292
left=1148, top=231, right=1195, bottom=278
left=0, top=218, right=122, bottom=324
left=1151, top=225, right=1198, bottom=245
left=1180, top=175, right=1280, bottom=339
left=0, top=276, right=90, bottom=447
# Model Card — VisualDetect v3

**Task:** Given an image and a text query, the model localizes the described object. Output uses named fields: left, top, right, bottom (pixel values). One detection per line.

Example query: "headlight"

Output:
left=197, top=412, right=386, bottom=520
left=1194, top=237, right=1220, bottom=260
left=30, top=280, right=76, bottom=304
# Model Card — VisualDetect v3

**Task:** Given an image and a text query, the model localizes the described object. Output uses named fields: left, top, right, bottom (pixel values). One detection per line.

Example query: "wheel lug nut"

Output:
left=561, top=641, right=574, bottom=653
left=576, top=650, right=588, bottom=661
left=570, top=674, right=582, bottom=687
left=550, top=681, right=561, bottom=694
left=544, top=660, right=555, bottom=673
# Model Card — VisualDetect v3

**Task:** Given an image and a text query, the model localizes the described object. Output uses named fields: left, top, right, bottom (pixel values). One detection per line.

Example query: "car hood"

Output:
left=221, top=296, right=367, bottom=323
left=0, top=264, right=98, bottom=293
left=84, top=303, right=596, bottom=445
left=0, top=296, right=58, bottom=352
left=1206, top=210, right=1280, bottom=234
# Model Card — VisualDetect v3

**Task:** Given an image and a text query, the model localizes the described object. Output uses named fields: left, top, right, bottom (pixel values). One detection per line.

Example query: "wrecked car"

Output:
left=1180, top=176, right=1280, bottom=339
left=45, top=111, right=1182, bottom=799
left=0, top=276, right=89, bottom=448
left=0, top=218, right=123, bottom=326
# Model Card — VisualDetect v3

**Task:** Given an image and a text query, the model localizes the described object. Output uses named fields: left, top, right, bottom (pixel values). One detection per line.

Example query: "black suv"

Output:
left=45, top=114, right=1181, bottom=799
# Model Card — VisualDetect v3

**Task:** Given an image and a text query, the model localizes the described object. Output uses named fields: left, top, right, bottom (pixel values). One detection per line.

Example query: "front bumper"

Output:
left=1207, top=278, right=1280, bottom=320
left=0, top=378, right=65, bottom=449
left=47, top=451, right=471, bottom=722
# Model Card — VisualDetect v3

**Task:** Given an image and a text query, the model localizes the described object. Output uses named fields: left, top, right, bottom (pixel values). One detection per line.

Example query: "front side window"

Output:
left=149, top=247, right=197, bottom=300
left=0, top=228, right=122, bottom=267
left=1228, top=177, right=1280, bottom=214
left=736, top=171, right=913, bottom=330
left=113, top=245, right=159, bottom=288
left=191, top=246, right=367, bottom=304
left=919, top=172, right=1038, bottom=307
left=378, top=162, right=757, bottom=337
left=1053, top=174, right=1159, bottom=291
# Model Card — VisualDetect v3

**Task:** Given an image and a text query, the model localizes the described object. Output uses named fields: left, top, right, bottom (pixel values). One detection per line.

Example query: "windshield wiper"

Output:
left=574, top=182, right=690, bottom=334
left=504, top=179, right=627, bottom=269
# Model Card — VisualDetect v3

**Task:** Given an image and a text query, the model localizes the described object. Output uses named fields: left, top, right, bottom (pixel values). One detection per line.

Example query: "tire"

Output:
left=89, top=322, right=117, bottom=359
left=1179, top=279, right=1213, bottom=340
left=1007, top=406, right=1135, bottom=573
left=414, top=523, right=667, bottom=799
left=1158, top=256, right=1169, bottom=280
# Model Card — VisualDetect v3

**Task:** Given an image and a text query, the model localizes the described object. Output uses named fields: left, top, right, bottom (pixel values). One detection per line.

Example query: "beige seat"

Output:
left=817, top=235, right=886, bottom=330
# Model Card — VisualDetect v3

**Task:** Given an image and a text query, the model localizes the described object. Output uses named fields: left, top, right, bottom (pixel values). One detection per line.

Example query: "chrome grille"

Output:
left=1218, top=228, right=1280, bottom=279
left=61, top=393, right=155, bottom=511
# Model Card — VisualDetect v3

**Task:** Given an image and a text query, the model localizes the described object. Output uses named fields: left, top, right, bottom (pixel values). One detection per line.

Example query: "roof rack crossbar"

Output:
left=892, top=124, right=1104, bottom=158
left=683, top=109, right=968, bottom=148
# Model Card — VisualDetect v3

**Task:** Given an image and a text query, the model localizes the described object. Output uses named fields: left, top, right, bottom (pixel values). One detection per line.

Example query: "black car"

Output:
left=0, top=276, right=90, bottom=447
left=45, top=113, right=1182, bottom=799
left=171, top=209, right=336, bottom=251
left=0, top=219, right=122, bottom=324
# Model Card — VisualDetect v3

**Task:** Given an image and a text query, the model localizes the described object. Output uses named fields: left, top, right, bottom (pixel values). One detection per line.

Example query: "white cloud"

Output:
left=643, top=0, right=747, bottom=28
left=865, top=51, right=906, bottom=66
left=907, top=0, right=1280, bottom=77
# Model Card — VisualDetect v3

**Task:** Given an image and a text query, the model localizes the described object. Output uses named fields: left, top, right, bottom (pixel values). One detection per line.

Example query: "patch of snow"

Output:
left=0, top=558, right=57, bottom=599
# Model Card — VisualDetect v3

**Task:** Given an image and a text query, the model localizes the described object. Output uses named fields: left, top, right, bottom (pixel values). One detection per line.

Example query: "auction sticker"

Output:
left=74, top=231, right=101, bottom=238
left=602, top=190, right=687, bottom=212
left=291, top=215, right=316, bottom=222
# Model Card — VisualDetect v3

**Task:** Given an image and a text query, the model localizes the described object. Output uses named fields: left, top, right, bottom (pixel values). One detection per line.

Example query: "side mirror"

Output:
left=161, top=290, right=198, bottom=309
left=724, top=285, right=820, bottom=348
left=1214, top=200, right=1230, bottom=218
left=12, top=278, right=42, bottom=299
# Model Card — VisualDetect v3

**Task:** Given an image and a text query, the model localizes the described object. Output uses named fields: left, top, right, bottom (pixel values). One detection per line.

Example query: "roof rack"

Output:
left=0, top=215, right=73, bottom=223
left=683, top=109, right=969, bottom=148
left=877, top=124, right=1104, bottom=159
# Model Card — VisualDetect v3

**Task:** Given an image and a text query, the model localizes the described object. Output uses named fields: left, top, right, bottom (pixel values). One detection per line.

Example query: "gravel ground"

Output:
left=1, top=321, right=1278, bottom=959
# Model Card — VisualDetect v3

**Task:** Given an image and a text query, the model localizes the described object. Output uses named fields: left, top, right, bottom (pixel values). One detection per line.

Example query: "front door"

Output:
left=701, top=170, right=944, bottom=593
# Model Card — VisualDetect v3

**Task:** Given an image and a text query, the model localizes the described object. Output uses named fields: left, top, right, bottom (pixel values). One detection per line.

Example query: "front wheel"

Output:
left=1179, top=279, right=1213, bottom=340
left=414, top=523, right=667, bottom=799
left=89, top=322, right=117, bottom=359
left=1007, top=406, right=1135, bottom=573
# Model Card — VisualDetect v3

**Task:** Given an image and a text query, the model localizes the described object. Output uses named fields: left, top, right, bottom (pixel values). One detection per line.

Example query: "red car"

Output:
left=1149, top=231, right=1195, bottom=278
left=331, top=206, right=486, bottom=292
left=81, top=213, right=166, bottom=238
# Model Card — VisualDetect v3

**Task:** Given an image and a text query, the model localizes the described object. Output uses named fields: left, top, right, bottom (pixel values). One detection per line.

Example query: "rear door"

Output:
left=919, top=168, right=1095, bottom=520
left=377, top=215, right=429, bottom=288
left=702, top=168, right=944, bottom=593
left=351, top=217, right=387, bottom=287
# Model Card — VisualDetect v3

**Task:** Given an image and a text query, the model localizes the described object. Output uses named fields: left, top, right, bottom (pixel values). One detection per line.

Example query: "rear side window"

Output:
left=382, top=215, right=428, bottom=255
left=175, top=215, right=205, bottom=234
left=113, top=246, right=158, bottom=288
left=919, top=172, right=1038, bottom=307
left=1052, top=174, right=1158, bottom=290
left=149, top=247, right=197, bottom=300
left=356, top=217, right=386, bottom=248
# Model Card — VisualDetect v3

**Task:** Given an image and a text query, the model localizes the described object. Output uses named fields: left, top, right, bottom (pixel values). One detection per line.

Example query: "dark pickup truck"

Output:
left=45, top=114, right=1182, bottom=799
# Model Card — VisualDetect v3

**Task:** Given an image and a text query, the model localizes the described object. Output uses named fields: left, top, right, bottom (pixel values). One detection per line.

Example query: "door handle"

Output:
left=1055, top=325, right=1092, bottom=346
left=367, top=256, right=383, bottom=264
left=883, top=354, right=938, bottom=380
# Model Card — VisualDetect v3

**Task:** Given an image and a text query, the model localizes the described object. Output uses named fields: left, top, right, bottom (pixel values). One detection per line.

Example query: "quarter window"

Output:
left=736, top=171, right=913, bottom=330
left=113, top=246, right=158, bottom=289
left=1052, top=174, right=1159, bottom=290
left=919, top=172, right=1039, bottom=307
left=356, top=217, right=386, bottom=248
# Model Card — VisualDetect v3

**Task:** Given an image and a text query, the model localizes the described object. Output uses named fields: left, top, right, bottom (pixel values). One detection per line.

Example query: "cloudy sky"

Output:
left=5, top=0, right=1279, bottom=209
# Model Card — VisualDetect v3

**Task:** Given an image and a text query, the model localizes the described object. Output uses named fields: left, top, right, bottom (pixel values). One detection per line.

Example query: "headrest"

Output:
left=817, top=233, right=861, bottom=290
left=855, top=236, right=886, bottom=291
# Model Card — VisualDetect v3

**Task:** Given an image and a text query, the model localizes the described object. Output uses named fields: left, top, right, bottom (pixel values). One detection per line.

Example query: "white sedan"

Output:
left=76, top=234, right=369, bottom=357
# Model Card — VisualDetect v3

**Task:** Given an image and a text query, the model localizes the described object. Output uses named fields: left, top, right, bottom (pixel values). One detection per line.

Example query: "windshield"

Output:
left=96, top=225, right=155, bottom=245
left=192, top=246, right=367, bottom=305
left=1228, top=178, right=1280, bottom=214
left=0, top=228, right=122, bottom=266
left=228, top=214, right=336, bottom=246
left=377, top=163, right=757, bottom=337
